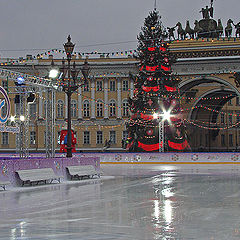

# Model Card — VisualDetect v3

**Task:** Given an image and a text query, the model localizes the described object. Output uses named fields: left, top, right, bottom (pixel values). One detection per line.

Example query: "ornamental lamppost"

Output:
left=60, top=35, right=90, bottom=157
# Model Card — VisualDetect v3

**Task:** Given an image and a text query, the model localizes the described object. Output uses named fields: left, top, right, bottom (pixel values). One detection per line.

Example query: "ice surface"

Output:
left=0, top=166, right=240, bottom=239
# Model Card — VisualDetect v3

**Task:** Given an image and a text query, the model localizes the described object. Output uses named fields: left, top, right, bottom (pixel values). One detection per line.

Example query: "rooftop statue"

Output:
left=200, top=1, right=214, bottom=20
left=169, top=0, right=239, bottom=40
left=216, top=19, right=223, bottom=37
left=167, top=27, right=176, bottom=40
left=198, top=0, right=217, bottom=38
left=234, top=22, right=240, bottom=38
left=185, top=20, right=195, bottom=39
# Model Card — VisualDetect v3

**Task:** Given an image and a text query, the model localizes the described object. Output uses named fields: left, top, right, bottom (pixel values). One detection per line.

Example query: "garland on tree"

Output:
left=126, top=9, right=190, bottom=152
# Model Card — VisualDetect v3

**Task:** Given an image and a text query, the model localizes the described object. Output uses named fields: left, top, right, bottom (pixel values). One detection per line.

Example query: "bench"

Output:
left=16, top=168, right=63, bottom=186
left=66, top=165, right=100, bottom=180
left=0, top=180, right=10, bottom=190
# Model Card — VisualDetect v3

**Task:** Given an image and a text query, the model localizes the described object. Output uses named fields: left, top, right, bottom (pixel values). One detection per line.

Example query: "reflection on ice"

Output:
left=153, top=200, right=160, bottom=221
left=164, top=199, right=172, bottom=225
left=1, top=168, right=240, bottom=239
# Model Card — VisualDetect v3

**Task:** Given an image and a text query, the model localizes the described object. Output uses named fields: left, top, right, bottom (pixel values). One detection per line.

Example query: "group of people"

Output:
left=102, top=138, right=128, bottom=152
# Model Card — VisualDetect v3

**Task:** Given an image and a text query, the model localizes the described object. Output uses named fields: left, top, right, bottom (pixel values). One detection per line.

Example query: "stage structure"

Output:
left=0, top=68, right=60, bottom=158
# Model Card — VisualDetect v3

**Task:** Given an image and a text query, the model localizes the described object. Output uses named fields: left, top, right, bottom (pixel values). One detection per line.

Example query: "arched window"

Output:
left=57, top=100, right=64, bottom=118
left=71, top=100, right=77, bottom=118
left=109, top=100, right=116, bottom=117
left=43, top=100, right=47, bottom=118
left=122, top=99, right=129, bottom=117
left=96, top=100, right=103, bottom=117
left=83, top=81, right=89, bottom=92
left=83, top=100, right=90, bottom=117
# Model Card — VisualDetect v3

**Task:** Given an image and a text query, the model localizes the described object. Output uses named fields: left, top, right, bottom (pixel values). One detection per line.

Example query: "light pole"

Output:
left=60, top=35, right=90, bottom=157
left=10, top=115, right=25, bottom=157
left=153, top=110, right=171, bottom=152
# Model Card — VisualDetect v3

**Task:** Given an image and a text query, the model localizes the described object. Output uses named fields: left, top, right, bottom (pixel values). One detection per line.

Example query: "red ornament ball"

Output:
left=164, top=57, right=169, bottom=62
left=146, top=129, right=154, bottom=136
left=147, top=76, right=153, bottom=81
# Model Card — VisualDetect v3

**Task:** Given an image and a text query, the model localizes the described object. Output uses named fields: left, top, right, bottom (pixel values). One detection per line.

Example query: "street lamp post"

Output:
left=153, top=110, right=171, bottom=152
left=60, top=35, right=90, bottom=157
left=158, top=118, right=164, bottom=152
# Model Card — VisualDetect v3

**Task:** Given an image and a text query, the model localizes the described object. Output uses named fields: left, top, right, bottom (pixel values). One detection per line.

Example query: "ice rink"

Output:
left=1, top=164, right=240, bottom=239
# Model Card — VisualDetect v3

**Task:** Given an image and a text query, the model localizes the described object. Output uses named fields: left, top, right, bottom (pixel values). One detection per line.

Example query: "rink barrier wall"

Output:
left=0, top=157, right=100, bottom=185
left=79, top=152, right=240, bottom=164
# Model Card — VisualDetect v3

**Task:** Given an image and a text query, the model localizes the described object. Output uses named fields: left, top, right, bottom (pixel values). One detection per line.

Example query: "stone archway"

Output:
left=179, top=76, right=240, bottom=97
left=178, top=76, right=240, bottom=151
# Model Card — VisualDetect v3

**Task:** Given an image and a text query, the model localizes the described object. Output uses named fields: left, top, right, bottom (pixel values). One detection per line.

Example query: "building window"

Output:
left=96, top=81, right=103, bottom=91
left=2, top=132, right=8, bottom=145
left=15, top=104, right=20, bottom=116
left=96, top=131, right=103, bottom=144
left=229, top=134, right=233, bottom=147
left=43, top=100, right=47, bottom=118
left=229, top=114, right=233, bottom=125
left=122, top=80, right=129, bottom=91
left=110, top=80, right=116, bottom=91
left=84, top=131, right=90, bottom=144
left=236, top=97, right=240, bottom=106
left=83, top=81, right=89, bottom=92
left=221, top=113, right=225, bottom=124
left=44, top=131, right=46, bottom=146
left=1, top=104, right=7, bottom=118
left=30, top=131, right=36, bottom=145
left=71, top=100, right=77, bottom=118
left=110, top=131, right=116, bottom=144
left=57, top=100, right=64, bottom=118
left=237, top=111, right=240, bottom=123
left=221, top=134, right=225, bottom=146
left=2, top=80, right=8, bottom=90
left=200, top=134, right=202, bottom=146
left=122, top=130, right=128, bottom=140
left=109, top=100, right=116, bottom=117
left=96, top=100, right=103, bottom=117
left=205, top=134, right=208, bottom=147
left=228, top=99, right=232, bottom=105
left=29, top=103, right=36, bottom=119
left=83, top=100, right=90, bottom=117
left=122, top=99, right=129, bottom=117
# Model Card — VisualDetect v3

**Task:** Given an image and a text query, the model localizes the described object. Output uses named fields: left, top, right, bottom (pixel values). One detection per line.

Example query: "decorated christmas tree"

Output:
left=127, top=9, right=190, bottom=152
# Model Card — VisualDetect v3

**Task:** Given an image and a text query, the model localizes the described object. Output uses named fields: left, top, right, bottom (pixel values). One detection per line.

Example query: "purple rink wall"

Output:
left=83, top=152, right=240, bottom=175
left=1, top=152, right=240, bottom=184
left=81, top=152, right=240, bottom=163
left=0, top=156, right=100, bottom=185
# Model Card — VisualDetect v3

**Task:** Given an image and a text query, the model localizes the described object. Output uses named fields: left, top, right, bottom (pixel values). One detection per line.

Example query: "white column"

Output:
left=104, top=78, right=108, bottom=119
left=117, top=78, right=122, bottom=119
left=39, top=91, right=43, bottom=118
left=78, top=87, right=82, bottom=119
left=130, top=78, right=134, bottom=98
left=91, top=78, right=95, bottom=119
left=65, top=94, right=68, bottom=118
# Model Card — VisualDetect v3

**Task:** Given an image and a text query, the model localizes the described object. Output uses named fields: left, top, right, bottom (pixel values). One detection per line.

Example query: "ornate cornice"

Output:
left=172, top=49, right=240, bottom=59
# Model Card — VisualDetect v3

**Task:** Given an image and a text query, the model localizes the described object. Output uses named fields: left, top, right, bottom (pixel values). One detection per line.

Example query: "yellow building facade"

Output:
left=0, top=38, right=240, bottom=152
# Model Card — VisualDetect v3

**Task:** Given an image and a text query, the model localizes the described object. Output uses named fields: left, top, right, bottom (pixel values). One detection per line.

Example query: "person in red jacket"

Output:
left=60, top=129, right=77, bottom=153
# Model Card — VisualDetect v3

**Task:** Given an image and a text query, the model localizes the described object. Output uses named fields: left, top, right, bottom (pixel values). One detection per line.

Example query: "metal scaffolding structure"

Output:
left=0, top=68, right=59, bottom=89
left=45, top=89, right=56, bottom=158
left=0, top=67, right=58, bottom=158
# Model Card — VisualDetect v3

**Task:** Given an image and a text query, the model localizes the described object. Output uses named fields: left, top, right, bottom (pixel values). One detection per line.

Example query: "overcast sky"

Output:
left=0, top=0, right=239, bottom=58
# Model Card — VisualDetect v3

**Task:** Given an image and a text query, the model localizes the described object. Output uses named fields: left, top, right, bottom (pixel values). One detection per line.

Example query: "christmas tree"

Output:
left=126, top=9, right=190, bottom=152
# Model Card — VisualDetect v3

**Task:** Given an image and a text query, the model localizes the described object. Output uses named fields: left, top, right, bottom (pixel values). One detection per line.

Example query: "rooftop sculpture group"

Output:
left=167, top=0, right=240, bottom=40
